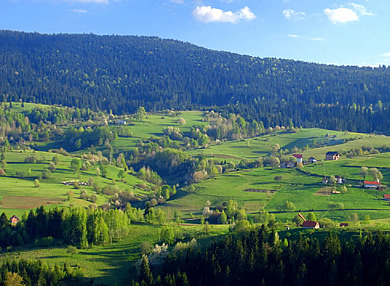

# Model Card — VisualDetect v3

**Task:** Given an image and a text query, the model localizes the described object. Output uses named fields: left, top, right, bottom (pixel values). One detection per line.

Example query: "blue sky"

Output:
left=1, top=0, right=389, bottom=66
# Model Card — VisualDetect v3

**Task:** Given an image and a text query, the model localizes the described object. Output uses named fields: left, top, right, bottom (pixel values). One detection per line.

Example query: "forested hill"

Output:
left=1, top=30, right=390, bottom=133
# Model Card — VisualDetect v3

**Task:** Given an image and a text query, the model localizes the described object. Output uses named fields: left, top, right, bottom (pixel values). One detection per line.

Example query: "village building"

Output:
left=322, top=178, right=329, bottom=184
left=281, top=161, right=296, bottom=168
left=384, top=194, right=390, bottom=201
left=299, top=213, right=320, bottom=229
left=335, top=175, right=344, bottom=184
left=340, top=223, right=349, bottom=227
left=326, top=152, right=340, bottom=160
left=114, top=119, right=127, bottom=125
left=365, top=180, right=381, bottom=189
left=10, top=215, right=20, bottom=224
left=293, top=154, right=303, bottom=163
left=308, top=157, right=317, bottom=163
left=302, top=221, right=320, bottom=229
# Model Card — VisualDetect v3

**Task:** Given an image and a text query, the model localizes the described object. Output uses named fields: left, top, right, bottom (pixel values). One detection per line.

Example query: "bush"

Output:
left=25, top=155, right=37, bottom=163
left=90, top=195, right=97, bottom=203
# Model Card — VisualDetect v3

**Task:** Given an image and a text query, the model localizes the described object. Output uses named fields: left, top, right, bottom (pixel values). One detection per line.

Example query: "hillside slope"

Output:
left=1, top=30, right=390, bottom=132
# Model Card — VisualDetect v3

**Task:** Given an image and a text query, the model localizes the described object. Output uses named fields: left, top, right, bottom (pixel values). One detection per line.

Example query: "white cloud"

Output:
left=350, top=3, right=374, bottom=16
left=192, top=6, right=255, bottom=23
left=282, top=9, right=306, bottom=20
left=381, top=53, right=390, bottom=57
left=324, top=3, right=373, bottom=24
left=288, top=34, right=325, bottom=41
left=71, top=8, right=88, bottom=13
left=324, top=7, right=358, bottom=24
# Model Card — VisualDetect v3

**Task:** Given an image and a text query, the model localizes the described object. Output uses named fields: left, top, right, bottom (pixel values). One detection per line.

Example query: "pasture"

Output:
left=0, top=150, right=147, bottom=217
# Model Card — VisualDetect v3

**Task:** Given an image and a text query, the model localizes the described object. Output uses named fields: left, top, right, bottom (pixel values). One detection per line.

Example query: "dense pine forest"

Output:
left=1, top=30, right=390, bottom=133
left=135, top=227, right=390, bottom=286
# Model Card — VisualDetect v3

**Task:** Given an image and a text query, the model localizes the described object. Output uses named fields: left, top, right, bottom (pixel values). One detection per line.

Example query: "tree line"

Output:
left=0, top=206, right=129, bottom=250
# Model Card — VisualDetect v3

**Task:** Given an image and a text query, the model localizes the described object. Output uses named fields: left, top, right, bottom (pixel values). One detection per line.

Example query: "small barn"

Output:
left=10, top=215, right=20, bottom=224
left=308, top=157, right=317, bottom=163
left=326, top=152, right=340, bottom=160
left=335, top=175, right=344, bottom=184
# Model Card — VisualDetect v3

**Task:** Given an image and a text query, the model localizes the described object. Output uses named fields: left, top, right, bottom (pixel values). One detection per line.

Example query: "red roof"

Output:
left=364, top=181, right=380, bottom=185
left=302, top=221, right=318, bottom=228
left=293, top=154, right=303, bottom=158
left=384, top=194, right=390, bottom=199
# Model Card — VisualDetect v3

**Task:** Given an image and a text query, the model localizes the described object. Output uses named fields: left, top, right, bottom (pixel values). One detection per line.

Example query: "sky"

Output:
left=1, top=0, right=389, bottom=67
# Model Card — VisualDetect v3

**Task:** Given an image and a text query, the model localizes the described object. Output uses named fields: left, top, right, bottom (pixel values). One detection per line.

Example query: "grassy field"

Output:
left=163, top=156, right=390, bottom=223
left=1, top=223, right=229, bottom=285
left=187, top=128, right=370, bottom=161
left=111, top=111, right=205, bottom=153
left=0, top=150, right=147, bottom=217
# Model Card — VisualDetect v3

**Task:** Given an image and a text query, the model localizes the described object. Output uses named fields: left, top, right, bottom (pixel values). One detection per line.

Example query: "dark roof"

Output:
left=10, top=215, right=19, bottom=219
left=326, top=152, right=339, bottom=156
left=364, top=181, right=380, bottom=185
left=302, top=221, right=318, bottom=227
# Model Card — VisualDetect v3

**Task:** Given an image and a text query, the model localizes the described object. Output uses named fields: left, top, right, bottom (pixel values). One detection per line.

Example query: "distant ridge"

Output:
left=1, top=30, right=390, bottom=133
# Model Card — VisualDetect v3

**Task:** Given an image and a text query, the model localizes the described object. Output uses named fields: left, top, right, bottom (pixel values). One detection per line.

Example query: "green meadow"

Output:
left=0, top=150, right=147, bottom=217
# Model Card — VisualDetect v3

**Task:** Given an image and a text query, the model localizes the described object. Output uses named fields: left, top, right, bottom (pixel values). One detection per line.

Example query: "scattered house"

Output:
left=293, top=154, right=303, bottom=163
left=308, top=157, right=317, bottom=163
left=364, top=180, right=381, bottom=189
left=62, top=180, right=90, bottom=186
left=302, top=221, right=320, bottom=229
left=322, top=178, right=329, bottom=184
left=115, top=119, right=127, bottom=125
left=281, top=161, right=296, bottom=168
left=331, top=190, right=341, bottom=194
left=335, top=175, right=344, bottom=184
left=326, top=152, right=340, bottom=160
left=340, top=223, right=349, bottom=227
left=299, top=213, right=320, bottom=229
left=10, top=215, right=20, bottom=224
left=384, top=194, right=390, bottom=201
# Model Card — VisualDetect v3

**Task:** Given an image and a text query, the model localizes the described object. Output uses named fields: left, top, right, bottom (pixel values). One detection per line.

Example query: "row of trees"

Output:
left=0, top=206, right=130, bottom=249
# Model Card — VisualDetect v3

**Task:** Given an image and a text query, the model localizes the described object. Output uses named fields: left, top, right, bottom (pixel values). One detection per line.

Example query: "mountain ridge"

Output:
left=1, top=30, right=390, bottom=133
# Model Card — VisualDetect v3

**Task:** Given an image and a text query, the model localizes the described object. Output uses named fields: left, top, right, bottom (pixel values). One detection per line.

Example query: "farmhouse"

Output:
left=335, top=175, right=344, bottom=184
left=115, top=119, right=127, bottom=125
left=293, top=154, right=303, bottom=163
left=299, top=213, right=320, bottom=229
left=322, top=178, right=329, bottom=184
left=308, top=157, right=317, bottom=163
left=384, top=194, right=390, bottom=201
left=10, top=215, right=20, bottom=224
left=302, top=221, right=320, bottom=229
left=281, top=161, right=296, bottom=168
left=364, top=180, right=381, bottom=189
left=326, top=152, right=340, bottom=160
